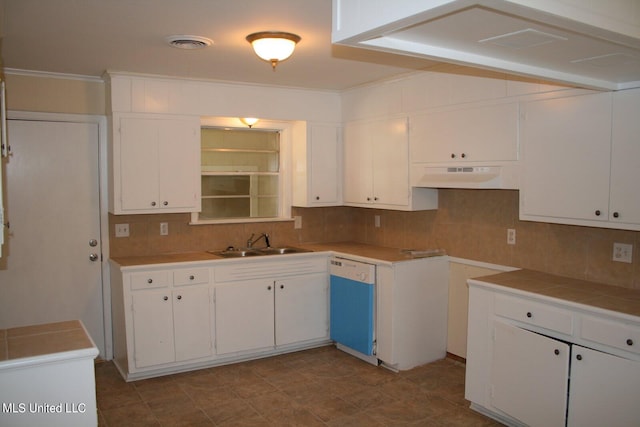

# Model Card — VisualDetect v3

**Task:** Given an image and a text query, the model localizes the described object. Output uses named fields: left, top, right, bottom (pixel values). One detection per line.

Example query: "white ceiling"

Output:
left=0, top=0, right=440, bottom=90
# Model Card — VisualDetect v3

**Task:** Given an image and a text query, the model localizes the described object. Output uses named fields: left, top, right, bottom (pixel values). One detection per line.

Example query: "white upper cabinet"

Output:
left=410, top=101, right=519, bottom=163
left=609, top=88, right=640, bottom=227
left=292, top=122, right=342, bottom=207
left=520, top=88, right=640, bottom=230
left=111, top=113, right=201, bottom=214
left=343, top=117, right=438, bottom=211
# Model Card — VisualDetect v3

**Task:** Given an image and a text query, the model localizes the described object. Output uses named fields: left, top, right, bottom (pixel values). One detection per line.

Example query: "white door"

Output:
left=567, top=345, right=640, bottom=427
left=173, top=286, right=213, bottom=362
left=0, top=119, right=105, bottom=355
left=131, top=290, right=175, bottom=368
left=372, top=117, right=409, bottom=206
left=491, top=321, right=570, bottom=427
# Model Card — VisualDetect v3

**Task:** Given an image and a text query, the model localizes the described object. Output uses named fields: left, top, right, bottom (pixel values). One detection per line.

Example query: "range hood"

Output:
left=411, top=165, right=518, bottom=189
left=332, top=0, right=640, bottom=90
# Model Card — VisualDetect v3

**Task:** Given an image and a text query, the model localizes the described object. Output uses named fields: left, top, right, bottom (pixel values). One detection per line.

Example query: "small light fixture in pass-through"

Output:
left=239, top=117, right=259, bottom=128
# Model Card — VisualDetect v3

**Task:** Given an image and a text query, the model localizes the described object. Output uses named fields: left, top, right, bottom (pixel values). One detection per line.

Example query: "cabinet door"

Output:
left=173, top=286, right=213, bottom=362
left=567, top=345, right=640, bottom=427
left=343, top=121, right=373, bottom=204
left=157, top=118, right=200, bottom=210
left=520, top=93, right=612, bottom=222
left=309, top=124, right=340, bottom=205
left=372, top=117, right=409, bottom=206
left=120, top=118, right=161, bottom=210
left=411, top=102, right=518, bottom=163
left=214, top=280, right=275, bottom=354
left=491, top=321, right=569, bottom=427
left=132, top=290, right=175, bottom=368
left=275, top=273, right=329, bottom=346
left=610, top=88, right=640, bottom=226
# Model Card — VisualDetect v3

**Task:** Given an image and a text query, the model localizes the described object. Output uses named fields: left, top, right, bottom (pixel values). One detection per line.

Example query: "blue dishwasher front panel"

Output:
left=330, top=274, right=375, bottom=356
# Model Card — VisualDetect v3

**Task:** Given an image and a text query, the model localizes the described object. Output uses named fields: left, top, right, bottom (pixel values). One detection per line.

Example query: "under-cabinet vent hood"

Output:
left=411, top=165, right=517, bottom=189
left=332, top=0, right=640, bottom=90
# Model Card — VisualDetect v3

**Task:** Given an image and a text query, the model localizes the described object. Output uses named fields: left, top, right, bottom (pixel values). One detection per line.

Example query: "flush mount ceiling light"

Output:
left=239, top=117, right=259, bottom=128
left=246, top=31, right=301, bottom=70
left=166, top=35, right=213, bottom=50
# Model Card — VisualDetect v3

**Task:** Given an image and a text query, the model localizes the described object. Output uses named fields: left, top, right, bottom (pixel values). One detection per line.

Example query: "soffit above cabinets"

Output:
left=332, top=0, right=640, bottom=90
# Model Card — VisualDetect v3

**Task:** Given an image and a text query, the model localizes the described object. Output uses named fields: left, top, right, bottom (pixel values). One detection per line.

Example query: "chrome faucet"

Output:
left=247, top=233, right=270, bottom=248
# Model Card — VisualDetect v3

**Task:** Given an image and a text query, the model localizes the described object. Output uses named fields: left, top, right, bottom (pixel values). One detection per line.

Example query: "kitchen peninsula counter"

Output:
left=472, top=269, right=640, bottom=318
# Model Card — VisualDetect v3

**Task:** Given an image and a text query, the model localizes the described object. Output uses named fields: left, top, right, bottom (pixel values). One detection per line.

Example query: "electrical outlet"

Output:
left=375, top=215, right=381, bottom=228
left=293, top=216, right=302, bottom=229
left=160, top=222, right=169, bottom=236
left=115, top=223, right=129, bottom=238
left=507, top=228, right=516, bottom=245
left=613, top=243, right=633, bottom=263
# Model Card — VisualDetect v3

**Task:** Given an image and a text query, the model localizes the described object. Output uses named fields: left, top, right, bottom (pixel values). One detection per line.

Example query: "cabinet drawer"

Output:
left=130, top=271, right=171, bottom=290
left=581, top=315, right=640, bottom=355
left=494, top=294, right=573, bottom=335
left=174, top=267, right=210, bottom=286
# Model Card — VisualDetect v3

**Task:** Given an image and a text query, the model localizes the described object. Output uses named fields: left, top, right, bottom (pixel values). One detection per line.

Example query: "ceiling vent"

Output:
left=166, top=35, right=213, bottom=50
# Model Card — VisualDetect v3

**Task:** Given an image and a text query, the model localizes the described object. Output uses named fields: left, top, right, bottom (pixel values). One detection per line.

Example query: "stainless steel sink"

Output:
left=258, top=247, right=310, bottom=255
left=210, top=246, right=310, bottom=258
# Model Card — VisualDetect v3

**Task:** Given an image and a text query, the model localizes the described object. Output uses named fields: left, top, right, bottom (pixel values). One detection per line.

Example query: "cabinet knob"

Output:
left=374, top=197, right=379, bottom=201
left=526, top=311, right=532, bottom=318
left=147, top=278, right=153, bottom=284
left=595, top=210, right=601, bottom=216
left=267, top=285, right=272, bottom=290
left=554, top=349, right=560, bottom=355
left=315, top=196, right=320, bottom=200
left=280, top=284, right=284, bottom=289
left=613, top=212, right=620, bottom=218
left=461, top=153, right=466, bottom=158
left=163, top=296, right=168, bottom=301
left=576, top=354, right=583, bottom=361
left=451, top=153, right=456, bottom=158
left=177, top=295, right=182, bottom=300
left=627, top=339, right=634, bottom=346
left=163, top=201, right=168, bottom=206
left=151, top=201, right=157, bottom=207
left=366, top=197, right=371, bottom=201
left=189, top=275, right=195, bottom=280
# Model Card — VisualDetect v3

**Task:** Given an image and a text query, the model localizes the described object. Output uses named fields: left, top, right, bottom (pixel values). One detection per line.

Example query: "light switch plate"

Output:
left=115, top=223, right=129, bottom=238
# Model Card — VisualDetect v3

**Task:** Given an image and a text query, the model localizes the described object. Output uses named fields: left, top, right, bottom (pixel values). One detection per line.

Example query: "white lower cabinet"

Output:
left=214, top=257, right=330, bottom=356
left=466, top=281, right=640, bottom=427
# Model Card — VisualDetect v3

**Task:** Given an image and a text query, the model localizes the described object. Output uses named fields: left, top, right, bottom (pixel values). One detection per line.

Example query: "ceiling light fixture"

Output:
left=239, top=117, right=259, bottom=128
left=246, top=31, right=301, bottom=70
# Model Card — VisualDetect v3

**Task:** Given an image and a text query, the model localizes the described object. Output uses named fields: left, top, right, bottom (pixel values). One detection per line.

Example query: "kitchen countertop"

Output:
left=0, top=320, right=98, bottom=366
left=471, top=269, right=640, bottom=318
left=110, top=242, right=446, bottom=266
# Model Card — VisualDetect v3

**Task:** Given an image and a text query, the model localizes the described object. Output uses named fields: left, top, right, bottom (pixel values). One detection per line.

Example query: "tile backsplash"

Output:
left=109, top=189, right=639, bottom=289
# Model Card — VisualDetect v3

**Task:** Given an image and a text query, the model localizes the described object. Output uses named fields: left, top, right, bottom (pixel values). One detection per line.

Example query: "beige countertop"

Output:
left=472, top=269, right=640, bottom=318
left=109, top=242, right=446, bottom=266
left=0, top=320, right=97, bottom=363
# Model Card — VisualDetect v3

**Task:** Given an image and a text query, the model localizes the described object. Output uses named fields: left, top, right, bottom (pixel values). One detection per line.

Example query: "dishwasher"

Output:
left=329, top=257, right=378, bottom=365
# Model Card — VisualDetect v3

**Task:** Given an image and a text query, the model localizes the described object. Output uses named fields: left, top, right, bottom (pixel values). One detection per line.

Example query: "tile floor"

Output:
left=95, top=346, right=502, bottom=426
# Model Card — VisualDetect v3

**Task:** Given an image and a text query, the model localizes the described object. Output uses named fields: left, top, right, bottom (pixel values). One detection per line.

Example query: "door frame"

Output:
left=6, top=110, right=112, bottom=360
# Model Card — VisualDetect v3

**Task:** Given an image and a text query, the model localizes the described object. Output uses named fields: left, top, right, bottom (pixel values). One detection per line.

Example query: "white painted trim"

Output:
left=6, top=110, right=113, bottom=361
left=4, top=68, right=105, bottom=83
left=448, top=256, right=518, bottom=272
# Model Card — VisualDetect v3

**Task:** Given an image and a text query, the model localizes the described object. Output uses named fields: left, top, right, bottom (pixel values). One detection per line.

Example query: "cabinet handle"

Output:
left=267, top=285, right=272, bottom=290
left=163, top=201, right=168, bottom=206
left=451, top=153, right=456, bottom=159
left=177, top=295, right=182, bottom=300
left=366, top=197, right=371, bottom=201
left=163, top=296, right=168, bottom=301
left=627, top=339, right=634, bottom=346
left=595, top=210, right=601, bottom=216
left=316, top=196, right=320, bottom=200
left=526, top=311, right=532, bottom=318
left=189, top=275, right=195, bottom=280
left=374, top=197, right=379, bottom=201
left=613, top=212, right=620, bottom=218
left=147, top=278, right=153, bottom=284
left=461, top=153, right=466, bottom=158
left=151, top=201, right=157, bottom=207
left=576, top=354, right=583, bottom=361
left=554, top=349, right=560, bottom=355
left=280, top=284, right=284, bottom=289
